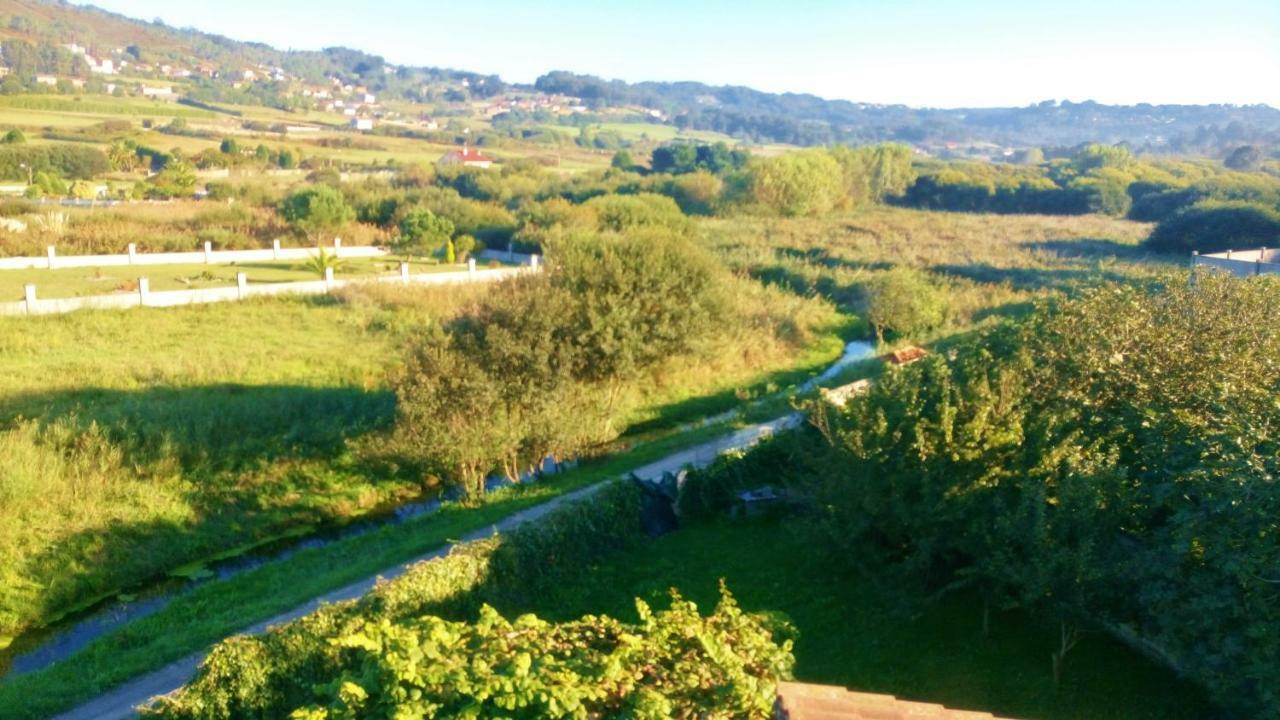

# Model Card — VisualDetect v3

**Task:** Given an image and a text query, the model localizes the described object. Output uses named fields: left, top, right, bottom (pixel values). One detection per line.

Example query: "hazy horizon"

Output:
left=74, top=0, right=1280, bottom=109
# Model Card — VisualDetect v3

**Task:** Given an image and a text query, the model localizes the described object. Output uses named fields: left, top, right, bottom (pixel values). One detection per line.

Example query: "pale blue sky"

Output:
left=78, top=0, right=1279, bottom=108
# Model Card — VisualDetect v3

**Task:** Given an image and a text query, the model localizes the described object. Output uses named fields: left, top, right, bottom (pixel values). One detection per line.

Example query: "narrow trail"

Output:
left=53, top=341, right=877, bottom=720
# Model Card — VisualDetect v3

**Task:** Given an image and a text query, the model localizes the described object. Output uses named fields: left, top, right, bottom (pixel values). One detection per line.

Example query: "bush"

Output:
left=816, top=274, right=1280, bottom=717
left=146, top=483, right=789, bottom=720
left=862, top=267, right=948, bottom=341
left=1145, top=201, right=1280, bottom=255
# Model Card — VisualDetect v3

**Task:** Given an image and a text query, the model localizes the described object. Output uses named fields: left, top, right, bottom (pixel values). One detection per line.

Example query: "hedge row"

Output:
left=146, top=482, right=793, bottom=719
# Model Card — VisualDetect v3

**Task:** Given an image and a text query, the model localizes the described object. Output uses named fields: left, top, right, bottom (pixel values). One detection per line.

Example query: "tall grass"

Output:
left=0, top=270, right=837, bottom=639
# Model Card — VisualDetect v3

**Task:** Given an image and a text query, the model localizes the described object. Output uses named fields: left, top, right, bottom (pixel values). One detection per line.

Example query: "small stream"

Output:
left=0, top=342, right=877, bottom=679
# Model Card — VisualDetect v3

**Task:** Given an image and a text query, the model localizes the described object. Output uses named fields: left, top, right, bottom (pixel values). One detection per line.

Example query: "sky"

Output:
left=77, top=0, right=1280, bottom=108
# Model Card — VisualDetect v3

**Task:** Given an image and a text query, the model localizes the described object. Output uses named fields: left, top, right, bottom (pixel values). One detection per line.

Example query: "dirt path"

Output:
left=53, top=410, right=808, bottom=720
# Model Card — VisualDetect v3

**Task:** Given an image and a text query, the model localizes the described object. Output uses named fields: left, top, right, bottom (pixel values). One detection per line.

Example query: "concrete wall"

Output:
left=1193, top=249, right=1280, bottom=278
left=0, top=243, right=390, bottom=271
left=0, top=264, right=537, bottom=317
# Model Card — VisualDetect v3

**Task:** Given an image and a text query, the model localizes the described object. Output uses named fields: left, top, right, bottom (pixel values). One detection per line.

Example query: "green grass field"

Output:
left=497, top=519, right=1211, bottom=720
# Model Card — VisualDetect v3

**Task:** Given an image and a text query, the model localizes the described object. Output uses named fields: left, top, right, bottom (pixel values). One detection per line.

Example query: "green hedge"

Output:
left=145, top=482, right=792, bottom=718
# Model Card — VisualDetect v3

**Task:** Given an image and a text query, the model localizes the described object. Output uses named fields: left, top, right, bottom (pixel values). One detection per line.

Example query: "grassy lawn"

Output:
left=496, top=520, right=1213, bottom=720
left=0, top=256, right=459, bottom=300
left=0, top=275, right=843, bottom=649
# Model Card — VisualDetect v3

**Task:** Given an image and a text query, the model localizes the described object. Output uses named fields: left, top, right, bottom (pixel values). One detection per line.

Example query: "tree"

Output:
left=2, top=128, right=25, bottom=144
left=1145, top=200, right=1280, bottom=255
left=863, top=267, right=948, bottom=342
left=746, top=150, right=845, bottom=216
left=395, top=207, right=455, bottom=255
left=553, top=231, right=722, bottom=421
left=280, top=185, right=355, bottom=244
left=1224, top=145, right=1263, bottom=171
left=219, top=137, right=240, bottom=155
left=610, top=149, right=634, bottom=170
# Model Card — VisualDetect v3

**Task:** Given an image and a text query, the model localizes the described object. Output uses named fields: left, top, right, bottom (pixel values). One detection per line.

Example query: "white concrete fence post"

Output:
left=127, top=243, right=137, bottom=265
left=137, top=277, right=150, bottom=307
left=324, top=266, right=335, bottom=290
left=399, top=262, right=410, bottom=282
left=272, top=238, right=281, bottom=260
left=23, top=284, right=36, bottom=315
left=237, top=272, right=248, bottom=299
left=467, top=257, right=476, bottom=276
left=203, top=241, right=213, bottom=264
left=46, top=245, right=55, bottom=269
left=333, top=237, right=342, bottom=256
left=530, top=254, right=540, bottom=270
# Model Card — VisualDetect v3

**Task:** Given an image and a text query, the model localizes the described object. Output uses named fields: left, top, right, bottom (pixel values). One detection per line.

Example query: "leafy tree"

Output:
left=1145, top=200, right=1280, bottom=255
left=553, top=231, right=722, bottom=420
left=1, top=128, right=25, bottom=144
left=218, top=138, right=240, bottom=155
left=862, top=267, right=948, bottom=342
left=280, top=185, right=355, bottom=244
left=396, top=207, right=455, bottom=255
left=746, top=150, right=844, bottom=216
left=1223, top=145, right=1263, bottom=171
left=610, top=149, right=634, bottom=170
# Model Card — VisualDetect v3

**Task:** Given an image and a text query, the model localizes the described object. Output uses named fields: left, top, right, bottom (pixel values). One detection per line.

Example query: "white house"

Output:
left=139, top=85, right=175, bottom=98
left=351, top=117, right=375, bottom=131
left=89, top=57, right=116, bottom=75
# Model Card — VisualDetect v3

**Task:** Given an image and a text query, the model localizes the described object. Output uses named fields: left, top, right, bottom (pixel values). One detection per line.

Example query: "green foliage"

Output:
left=218, top=137, right=240, bottom=155
left=145, top=160, right=197, bottom=199
left=1224, top=145, right=1263, bottom=171
left=394, top=232, right=723, bottom=494
left=395, top=207, right=454, bottom=254
left=268, top=589, right=788, bottom=720
left=141, top=483, right=786, bottom=720
left=815, top=274, right=1280, bottom=716
left=581, top=192, right=690, bottom=233
left=0, top=144, right=109, bottom=181
left=1145, top=200, right=1280, bottom=255
left=862, top=267, right=948, bottom=341
left=746, top=149, right=845, bottom=216
left=281, top=185, right=356, bottom=242
left=2, top=128, right=25, bottom=144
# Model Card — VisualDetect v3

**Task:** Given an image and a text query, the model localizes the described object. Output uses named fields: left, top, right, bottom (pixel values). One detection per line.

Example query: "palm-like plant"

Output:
left=302, top=246, right=347, bottom=277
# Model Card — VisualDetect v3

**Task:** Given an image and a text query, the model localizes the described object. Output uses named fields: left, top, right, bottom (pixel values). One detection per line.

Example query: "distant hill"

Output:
left=0, top=0, right=1276, bottom=154
left=533, top=71, right=1280, bottom=153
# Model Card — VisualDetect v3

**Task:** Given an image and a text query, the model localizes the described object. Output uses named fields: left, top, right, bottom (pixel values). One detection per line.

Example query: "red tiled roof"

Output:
left=776, top=681, right=1016, bottom=720
left=443, top=147, right=492, bottom=162
left=881, top=345, right=928, bottom=366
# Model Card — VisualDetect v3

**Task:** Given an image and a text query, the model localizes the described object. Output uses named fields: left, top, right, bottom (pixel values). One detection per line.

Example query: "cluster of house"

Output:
left=479, top=93, right=591, bottom=119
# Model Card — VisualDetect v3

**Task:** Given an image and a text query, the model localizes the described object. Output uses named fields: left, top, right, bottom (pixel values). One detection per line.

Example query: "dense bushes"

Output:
left=805, top=273, right=1280, bottom=716
left=862, top=267, right=949, bottom=341
left=145, top=483, right=793, bottom=720
left=0, top=144, right=109, bottom=180
left=1145, top=201, right=1280, bottom=255
left=393, top=231, right=723, bottom=495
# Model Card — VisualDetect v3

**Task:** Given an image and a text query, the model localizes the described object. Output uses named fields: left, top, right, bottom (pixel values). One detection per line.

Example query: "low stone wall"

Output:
left=0, top=262, right=536, bottom=317
left=0, top=241, right=387, bottom=271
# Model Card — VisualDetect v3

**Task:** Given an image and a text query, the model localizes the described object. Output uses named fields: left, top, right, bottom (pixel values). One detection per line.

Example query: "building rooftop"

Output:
left=776, top=681, right=1015, bottom=720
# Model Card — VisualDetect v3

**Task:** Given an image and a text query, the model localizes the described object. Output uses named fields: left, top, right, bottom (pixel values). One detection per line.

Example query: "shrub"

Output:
left=145, top=483, right=785, bottom=719
left=1144, top=200, right=1280, bottom=255
left=815, top=274, right=1280, bottom=716
left=862, top=267, right=948, bottom=341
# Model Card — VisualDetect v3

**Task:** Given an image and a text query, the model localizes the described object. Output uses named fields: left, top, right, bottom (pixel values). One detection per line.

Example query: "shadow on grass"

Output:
left=931, top=262, right=1135, bottom=293
left=0, top=383, right=396, bottom=471
left=1023, top=238, right=1147, bottom=259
